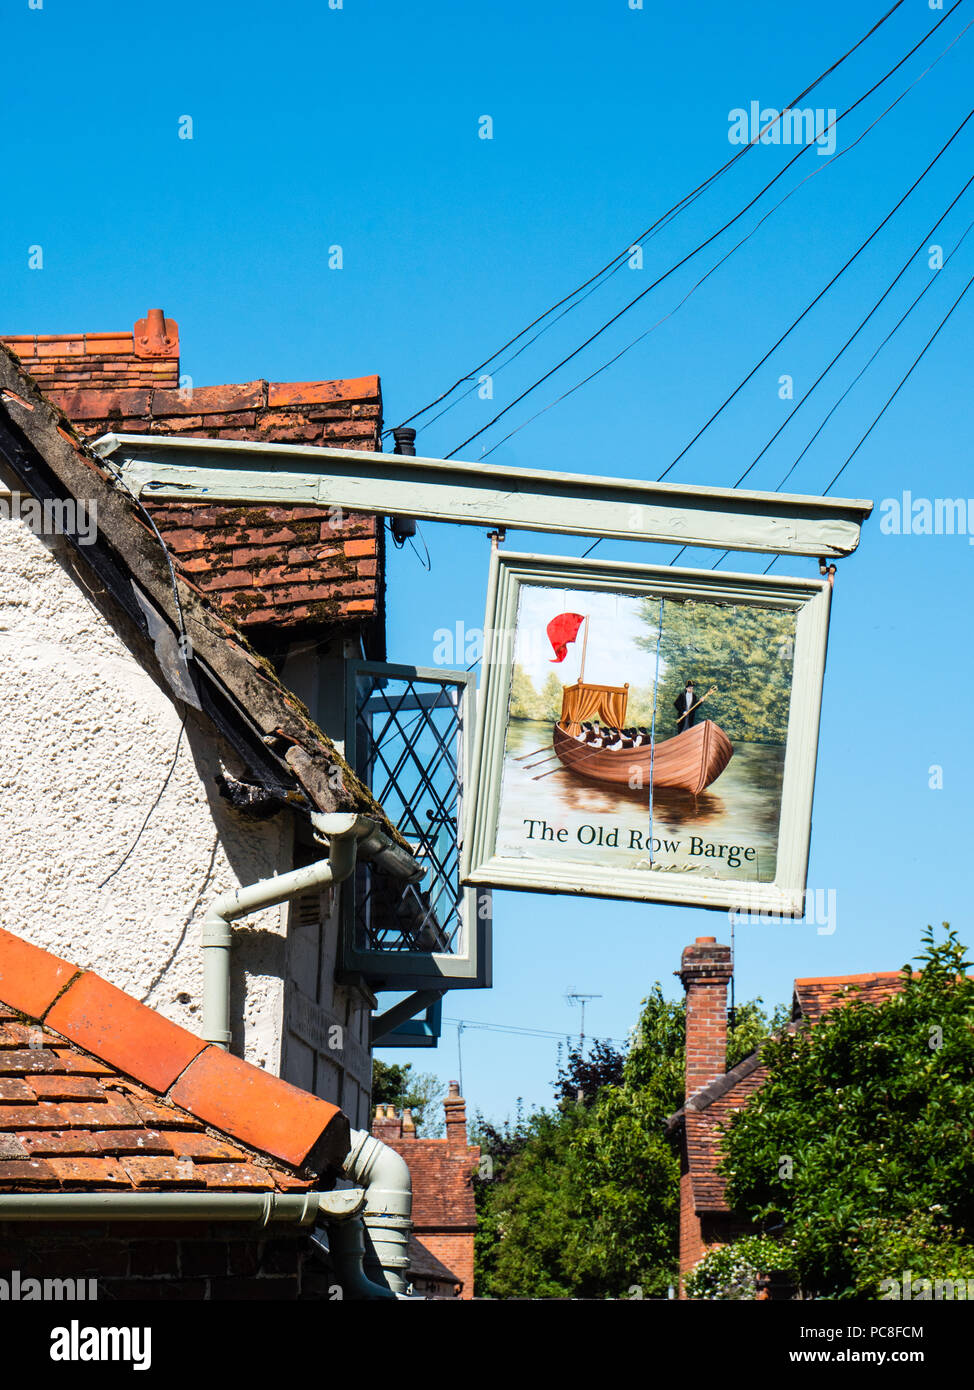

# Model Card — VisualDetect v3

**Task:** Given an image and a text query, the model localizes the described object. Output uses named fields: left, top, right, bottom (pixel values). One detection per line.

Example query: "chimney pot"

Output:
left=133, top=309, right=179, bottom=359
left=392, top=427, right=417, bottom=456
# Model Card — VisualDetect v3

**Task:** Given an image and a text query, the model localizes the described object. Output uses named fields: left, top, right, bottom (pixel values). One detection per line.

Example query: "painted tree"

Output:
left=635, top=597, right=796, bottom=743
left=508, top=663, right=544, bottom=720
left=539, top=670, right=565, bottom=722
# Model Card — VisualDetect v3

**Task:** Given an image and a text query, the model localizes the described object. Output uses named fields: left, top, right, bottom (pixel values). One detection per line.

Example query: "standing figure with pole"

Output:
left=674, top=680, right=716, bottom=735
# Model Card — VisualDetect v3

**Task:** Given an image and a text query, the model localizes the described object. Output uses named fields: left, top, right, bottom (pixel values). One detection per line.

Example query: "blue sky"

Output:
left=4, top=0, right=973, bottom=1121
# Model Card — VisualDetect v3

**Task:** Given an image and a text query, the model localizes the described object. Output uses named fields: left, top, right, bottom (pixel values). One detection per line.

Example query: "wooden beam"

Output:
left=95, top=434, right=872, bottom=558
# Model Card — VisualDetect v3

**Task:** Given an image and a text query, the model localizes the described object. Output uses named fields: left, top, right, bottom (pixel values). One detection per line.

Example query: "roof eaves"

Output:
left=0, top=346, right=404, bottom=845
left=665, top=1022, right=802, bottom=1133
left=0, top=927, right=350, bottom=1176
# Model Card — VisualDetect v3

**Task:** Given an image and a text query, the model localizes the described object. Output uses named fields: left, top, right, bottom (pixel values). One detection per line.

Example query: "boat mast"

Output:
left=578, top=614, right=589, bottom=685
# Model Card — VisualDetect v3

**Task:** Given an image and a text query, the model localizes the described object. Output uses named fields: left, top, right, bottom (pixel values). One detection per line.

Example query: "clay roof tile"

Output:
left=0, top=929, right=348, bottom=1192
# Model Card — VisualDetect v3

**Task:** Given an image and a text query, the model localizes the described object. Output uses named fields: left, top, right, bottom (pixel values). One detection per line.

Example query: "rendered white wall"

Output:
left=0, top=507, right=294, bottom=1072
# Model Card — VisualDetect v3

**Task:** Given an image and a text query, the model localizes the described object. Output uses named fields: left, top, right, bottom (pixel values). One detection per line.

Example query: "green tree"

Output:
left=719, top=925, right=974, bottom=1298
left=473, top=986, right=781, bottom=1298
left=372, top=1059, right=410, bottom=1106
left=636, top=597, right=796, bottom=743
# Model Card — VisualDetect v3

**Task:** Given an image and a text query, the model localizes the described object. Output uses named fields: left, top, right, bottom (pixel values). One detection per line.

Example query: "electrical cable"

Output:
left=587, top=110, right=974, bottom=563
left=475, top=17, right=967, bottom=467
left=732, top=169, right=974, bottom=493
left=793, top=219, right=974, bottom=495
left=823, top=265, right=974, bottom=496
left=655, top=103, right=974, bottom=484
left=437, top=4, right=968, bottom=461
left=442, top=1016, right=629, bottom=1047
left=97, top=717, right=188, bottom=889
left=711, top=210, right=974, bottom=571
left=476, top=20, right=971, bottom=467
left=386, top=0, right=915, bottom=440
left=762, top=246, right=974, bottom=573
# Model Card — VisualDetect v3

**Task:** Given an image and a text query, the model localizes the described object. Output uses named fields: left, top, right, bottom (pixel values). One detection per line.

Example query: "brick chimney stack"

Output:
left=443, top=1080, right=468, bottom=1152
left=678, top=937, right=733, bottom=1097
left=372, top=1102, right=403, bottom=1141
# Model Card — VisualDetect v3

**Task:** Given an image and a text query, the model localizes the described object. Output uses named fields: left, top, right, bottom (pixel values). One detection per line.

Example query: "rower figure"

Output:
left=674, top=680, right=698, bottom=734
left=674, top=680, right=717, bottom=734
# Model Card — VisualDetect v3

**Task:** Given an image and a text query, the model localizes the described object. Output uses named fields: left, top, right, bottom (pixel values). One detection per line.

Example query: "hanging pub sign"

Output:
left=462, top=550, right=833, bottom=915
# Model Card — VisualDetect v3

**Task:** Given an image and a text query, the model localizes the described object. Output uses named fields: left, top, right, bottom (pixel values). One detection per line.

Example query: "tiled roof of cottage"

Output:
left=792, top=971, right=904, bottom=1024
left=0, top=928, right=349, bottom=1193
left=0, top=313, right=384, bottom=637
left=144, top=499, right=379, bottom=631
left=670, top=969, right=908, bottom=1215
left=372, top=1098, right=479, bottom=1231
left=0, top=339, right=403, bottom=837
left=407, top=1236, right=462, bottom=1291
left=401, top=1146, right=479, bottom=1230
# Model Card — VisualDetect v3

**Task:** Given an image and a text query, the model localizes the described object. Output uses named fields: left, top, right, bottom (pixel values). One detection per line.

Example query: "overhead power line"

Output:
left=443, top=1, right=968, bottom=462
left=822, top=265, right=974, bottom=496
left=686, top=176, right=974, bottom=570
left=654, top=103, right=974, bottom=483
left=760, top=232, right=974, bottom=574
left=477, top=18, right=971, bottom=469
left=387, top=0, right=914, bottom=441
left=732, top=170, right=974, bottom=494
left=442, top=1016, right=629, bottom=1047
left=606, top=108, right=974, bottom=564
left=783, top=217, right=974, bottom=497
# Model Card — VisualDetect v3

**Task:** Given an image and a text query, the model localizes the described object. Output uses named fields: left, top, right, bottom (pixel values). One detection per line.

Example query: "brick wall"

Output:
left=419, top=1232, right=475, bottom=1299
left=0, top=311, right=384, bottom=639
left=678, top=1167, right=706, bottom=1284
left=0, top=1222, right=335, bottom=1300
left=372, top=1083, right=479, bottom=1299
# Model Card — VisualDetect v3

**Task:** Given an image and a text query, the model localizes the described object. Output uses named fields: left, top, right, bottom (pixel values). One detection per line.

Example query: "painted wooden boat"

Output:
left=551, top=719, right=734, bottom=796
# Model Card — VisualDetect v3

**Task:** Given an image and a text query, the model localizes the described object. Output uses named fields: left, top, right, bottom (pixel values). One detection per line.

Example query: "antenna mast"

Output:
left=565, top=990, right=602, bottom=1058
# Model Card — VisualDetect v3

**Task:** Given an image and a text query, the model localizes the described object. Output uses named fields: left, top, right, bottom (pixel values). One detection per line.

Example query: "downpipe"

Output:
left=342, top=1128, right=413, bottom=1295
left=200, top=813, right=423, bottom=1050
left=198, top=814, right=422, bottom=1294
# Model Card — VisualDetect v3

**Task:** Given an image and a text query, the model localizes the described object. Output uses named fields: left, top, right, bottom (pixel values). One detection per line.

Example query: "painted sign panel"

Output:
left=462, top=552, right=833, bottom=915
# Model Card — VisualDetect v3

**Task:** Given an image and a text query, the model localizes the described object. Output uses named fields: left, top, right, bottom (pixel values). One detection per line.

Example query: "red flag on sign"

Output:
left=547, top=613, right=585, bottom=663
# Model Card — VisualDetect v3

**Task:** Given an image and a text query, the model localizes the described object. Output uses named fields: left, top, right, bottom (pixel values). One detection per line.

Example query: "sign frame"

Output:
left=461, top=550, right=833, bottom=916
